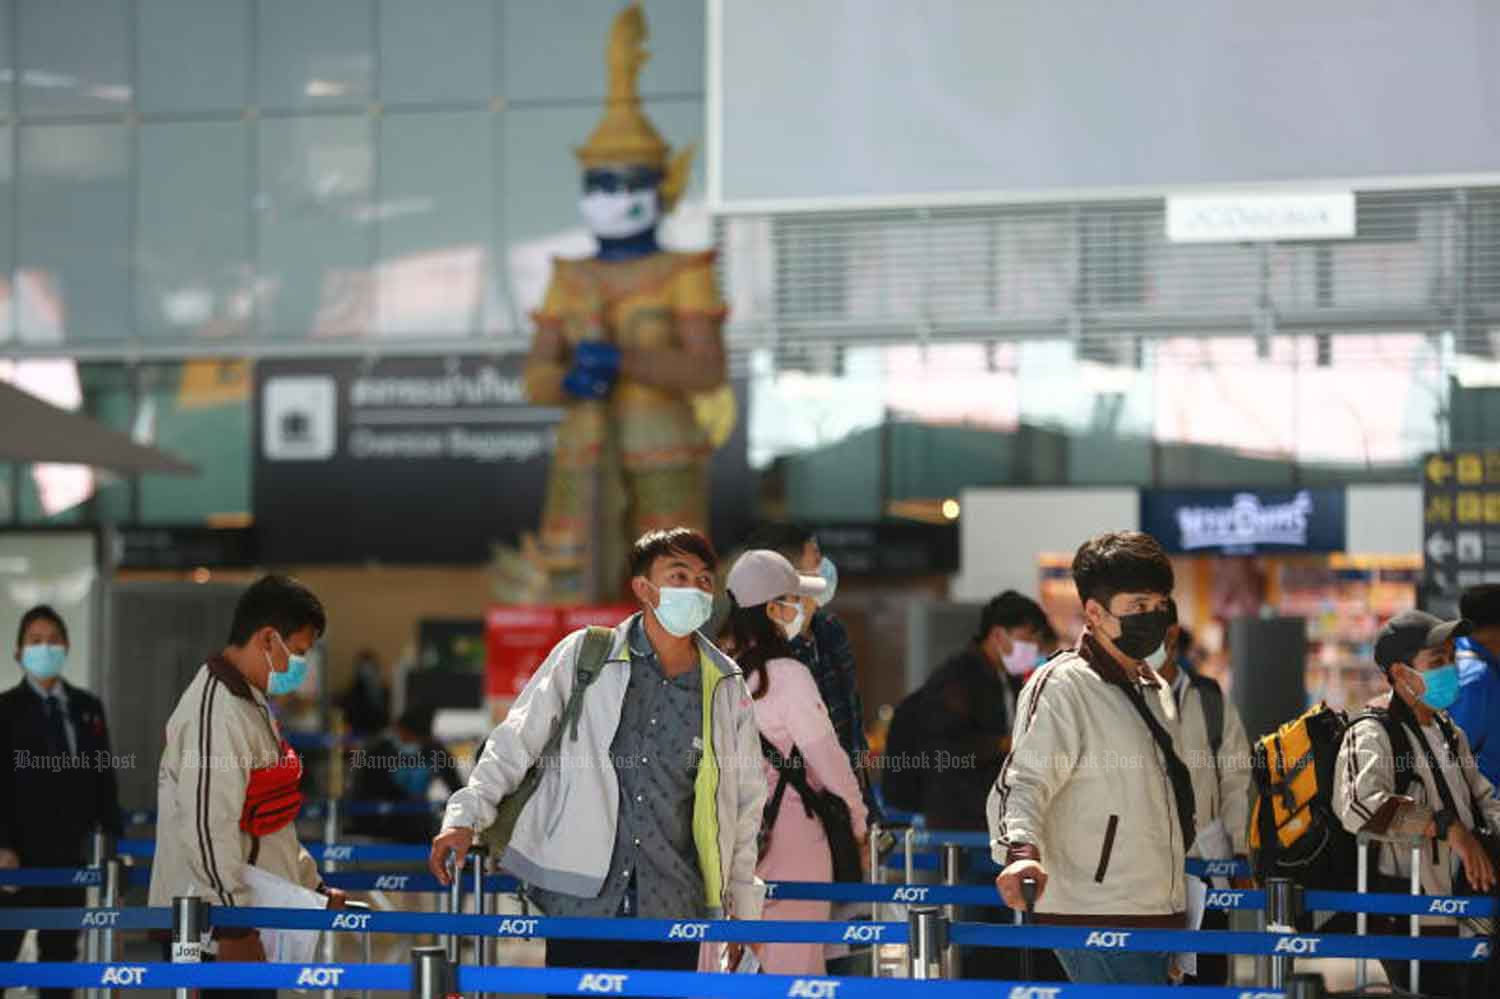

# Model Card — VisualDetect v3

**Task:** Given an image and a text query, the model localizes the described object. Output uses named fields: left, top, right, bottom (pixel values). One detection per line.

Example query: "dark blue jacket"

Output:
left=1452, top=636, right=1500, bottom=787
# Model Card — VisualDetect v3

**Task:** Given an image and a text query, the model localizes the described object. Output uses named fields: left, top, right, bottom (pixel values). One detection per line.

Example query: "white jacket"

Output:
left=148, top=660, right=320, bottom=913
left=989, top=638, right=1189, bottom=924
left=443, top=616, right=768, bottom=919
left=1170, top=668, right=1253, bottom=858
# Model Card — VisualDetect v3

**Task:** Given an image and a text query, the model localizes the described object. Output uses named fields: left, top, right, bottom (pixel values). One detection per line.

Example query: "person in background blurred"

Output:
left=1152, top=600, right=1252, bottom=987
left=741, top=523, right=881, bottom=826
left=722, top=550, right=867, bottom=975
left=1453, top=585, right=1500, bottom=786
left=921, top=591, right=1047, bottom=832
left=348, top=705, right=461, bottom=843
left=0, top=606, right=123, bottom=998
left=1038, top=617, right=1063, bottom=661
left=338, top=648, right=390, bottom=738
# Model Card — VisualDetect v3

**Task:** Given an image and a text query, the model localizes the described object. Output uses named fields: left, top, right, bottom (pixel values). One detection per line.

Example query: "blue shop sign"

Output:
left=1140, top=489, right=1346, bottom=555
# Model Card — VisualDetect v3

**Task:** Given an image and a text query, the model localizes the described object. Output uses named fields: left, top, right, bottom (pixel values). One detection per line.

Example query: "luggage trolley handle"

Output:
left=1019, top=877, right=1039, bottom=982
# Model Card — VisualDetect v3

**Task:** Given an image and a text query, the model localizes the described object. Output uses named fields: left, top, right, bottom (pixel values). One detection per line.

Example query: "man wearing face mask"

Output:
left=431, top=528, right=767, bottom=979
left=991, top=531, right=1196, bottom=986
left=149, top=576, right=343, bottom=999
left=523, top=3, right=728, bottom=603
left=921, top=591, right=1046, bottom=833
left=1333, top=610, right=1500, bottom=998
left=0, top=606, right=122, bottom=995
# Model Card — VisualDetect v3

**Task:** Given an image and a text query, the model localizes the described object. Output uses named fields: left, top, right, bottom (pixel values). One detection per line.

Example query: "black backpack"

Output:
left=759, top=737, right=863, bottom=882
left=879, top=688, right=928, bottom=813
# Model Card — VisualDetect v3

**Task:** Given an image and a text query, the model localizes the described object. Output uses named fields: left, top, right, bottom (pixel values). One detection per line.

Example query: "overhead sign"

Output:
left=1420, top=450, right=1500, bottom=615
left=1166, top=192, right=1356, bottom=243
left=1140, top=489, right=1346, bottom=555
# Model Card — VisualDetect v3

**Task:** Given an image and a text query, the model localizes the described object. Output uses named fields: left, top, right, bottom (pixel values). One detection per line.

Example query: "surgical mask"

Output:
left=20, top=644, right=66, bottom=679
left=1144, top=644, right=1169, bottom=670
left=265, top=634, right=310, bottom=697
left=651, top=585, right=714, bottom=638
left=579, top=190, right=658, bottom=239
left=815, top=557, right=839, bottom=607
left=776, top=600, right=806, bottom=641
left=1418, top=663, right=1461, bottom=711
left=1105, top=608, right=1173, bottom=661
left=1001, top=639, right=1039, bottom=676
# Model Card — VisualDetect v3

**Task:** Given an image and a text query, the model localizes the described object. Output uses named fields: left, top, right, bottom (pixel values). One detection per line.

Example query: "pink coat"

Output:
left=747, top=656, right=868, bottom=975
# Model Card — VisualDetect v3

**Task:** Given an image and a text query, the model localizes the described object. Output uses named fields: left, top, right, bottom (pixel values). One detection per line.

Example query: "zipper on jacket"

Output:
left=1093, top=814, right=1119, bottom=883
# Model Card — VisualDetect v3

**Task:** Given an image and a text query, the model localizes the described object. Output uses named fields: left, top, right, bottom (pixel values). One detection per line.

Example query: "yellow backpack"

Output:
left=1248, top=702, right=1357, bottom=889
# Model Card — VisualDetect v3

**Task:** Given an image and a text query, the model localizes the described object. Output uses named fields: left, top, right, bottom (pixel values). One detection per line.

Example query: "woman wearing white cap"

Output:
left=716, top=549, right=869, bottom=975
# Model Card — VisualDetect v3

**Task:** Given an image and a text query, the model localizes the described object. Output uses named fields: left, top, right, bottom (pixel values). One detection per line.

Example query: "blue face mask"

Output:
left=650, top=585, right=714, bottom=638
left=1419, top=663, right=1461, bottom=711
left=265, top=634, right=310, bottom=697
left=815, top=557, right=839, bottom=607
left=21, top=644, right=67, bottom=679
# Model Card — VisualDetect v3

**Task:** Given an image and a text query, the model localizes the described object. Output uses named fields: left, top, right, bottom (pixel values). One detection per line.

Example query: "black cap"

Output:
left=1460, top=584, right=1500, bottom=628
left=1373, top=610, right=1472, bottom=670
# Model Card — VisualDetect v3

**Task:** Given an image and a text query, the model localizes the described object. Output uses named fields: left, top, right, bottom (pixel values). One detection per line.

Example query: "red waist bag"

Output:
left=240, top=738, right=304, bottom=837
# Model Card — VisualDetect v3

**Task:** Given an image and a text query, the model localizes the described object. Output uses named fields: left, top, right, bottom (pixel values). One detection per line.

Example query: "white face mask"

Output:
left=1144, top=643, right=1169, bottom=669
left=579, top=190, right=659, bottom=239
left=651, top=585, right=714, bottom=638
left=1000, top=639, right=1039, bottom=676
left=776, top=600, right=806, bottom=641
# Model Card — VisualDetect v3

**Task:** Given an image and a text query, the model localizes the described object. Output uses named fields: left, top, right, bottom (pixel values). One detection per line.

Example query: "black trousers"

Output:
left=956, top=905, right=1068, bottom=982
left=545, top=937, right=698, bottom=999
left=0, top=886, right=83, bottom=999
left=1182, top=907, right=1229, bottom=986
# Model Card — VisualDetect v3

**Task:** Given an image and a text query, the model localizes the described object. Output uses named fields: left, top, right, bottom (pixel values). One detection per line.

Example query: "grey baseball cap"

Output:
left=726, top=549, right=827, bottom=607
left=1373, top=609, right=1471, bottom=670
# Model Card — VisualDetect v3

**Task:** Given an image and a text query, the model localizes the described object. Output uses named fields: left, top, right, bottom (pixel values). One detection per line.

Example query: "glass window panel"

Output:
left=379, top=0, right=493, bottom=104
left=377, top=111, right=496, bottom=337
left=138, top=361, right=251, bottom=524
left=0, top=1, right=13, bottom=116
left=17, top=124, right=131, bottom=344
left=502, top=99, right=705, bottom=316
left=137, top=121, right=252, bottom=342
left=257, top=0, right=374, bottom=110
left=502, top=0, right=704, bottom=104
left=256, top=115, right=374, bottom=340
left=0, top=124, right=12, bottom=345
left=137, top=0, right=250, bottom=113
left=17, top=0, right=131, bottom=117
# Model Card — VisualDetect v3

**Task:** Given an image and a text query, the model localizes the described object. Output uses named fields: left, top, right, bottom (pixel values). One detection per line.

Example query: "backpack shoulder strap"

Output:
left=564, top=625, right=615, bottom=742
left=1353, top=707, right=1418, bottom=797
left=1191, top=673, right=1226, bottom=756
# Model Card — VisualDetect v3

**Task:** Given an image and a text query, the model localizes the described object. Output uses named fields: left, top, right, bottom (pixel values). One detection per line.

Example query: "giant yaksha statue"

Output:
left=523, top=3, right=729, bottom=602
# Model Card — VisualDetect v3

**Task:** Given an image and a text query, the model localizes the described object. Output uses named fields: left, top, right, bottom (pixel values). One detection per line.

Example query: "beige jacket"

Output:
left=1169, top=668, right=1253, bottom=858
left=1333, top=695, right=1500, bottom=927
left=989, top=637, right=1189, bottom=925
left=148, top=660, right=320, bottom=919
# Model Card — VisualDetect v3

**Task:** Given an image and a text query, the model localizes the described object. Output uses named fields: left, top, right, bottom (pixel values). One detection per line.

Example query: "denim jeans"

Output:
left=1054, top=948, right=1172, bottom=985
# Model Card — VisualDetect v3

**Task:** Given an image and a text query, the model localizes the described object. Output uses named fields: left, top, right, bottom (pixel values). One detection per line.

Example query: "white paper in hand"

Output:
left=241, top=865, right=327, bottom=966
left=1177, top=875, right=1207, bottom=979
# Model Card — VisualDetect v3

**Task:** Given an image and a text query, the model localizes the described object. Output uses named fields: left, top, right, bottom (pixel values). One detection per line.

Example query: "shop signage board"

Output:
left=1140, top=489, right=1346, bottom=555
left=253, top=356, right=752, bottom=564
left=1420, top=450, right=1500, bottom=614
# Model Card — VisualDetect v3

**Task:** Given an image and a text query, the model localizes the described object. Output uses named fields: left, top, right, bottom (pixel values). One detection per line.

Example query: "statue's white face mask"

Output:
left=579, top=189, right=658, bottom=239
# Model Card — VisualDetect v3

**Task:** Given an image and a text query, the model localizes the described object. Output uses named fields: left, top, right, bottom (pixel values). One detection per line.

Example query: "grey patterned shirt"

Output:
left=526, top=616, right=707, bottom=919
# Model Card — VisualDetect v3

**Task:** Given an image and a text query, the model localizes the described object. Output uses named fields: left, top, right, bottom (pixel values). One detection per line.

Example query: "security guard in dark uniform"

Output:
left=0, top=605, right=123, bottom=997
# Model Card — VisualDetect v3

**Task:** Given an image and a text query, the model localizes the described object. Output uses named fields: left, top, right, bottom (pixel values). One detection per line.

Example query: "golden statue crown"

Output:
left=576, top=3, right=694, bottom=211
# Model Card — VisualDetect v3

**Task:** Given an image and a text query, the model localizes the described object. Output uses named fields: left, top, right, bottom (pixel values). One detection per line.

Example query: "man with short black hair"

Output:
left=1334, top=609, right=1500, bottom=998
left=991, top=531, right=1195, bottom=986
left=431, top=527, right=767, bottom=977
left=1453, top=585, right=1500, bottom=786
left=149, top=575, right=340, bottom=999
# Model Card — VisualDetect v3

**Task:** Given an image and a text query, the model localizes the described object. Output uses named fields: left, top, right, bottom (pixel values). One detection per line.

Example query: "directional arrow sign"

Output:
left=1427, top=455, right=1455, bottom=486
left=1427, top=532, right=1456, bottom=562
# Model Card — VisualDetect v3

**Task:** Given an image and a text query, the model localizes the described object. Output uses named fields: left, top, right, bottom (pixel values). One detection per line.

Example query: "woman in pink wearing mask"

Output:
left=713, top=550, right=869, bottom=975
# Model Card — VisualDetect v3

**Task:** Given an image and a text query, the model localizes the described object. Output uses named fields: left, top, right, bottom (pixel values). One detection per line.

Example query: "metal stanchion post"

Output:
left=868, top=822, right=883, bottom=979
left=1266, top=877, right=1299, bottom=988
left=448, top=858, right=463, bottom=964
left=469, top=845, right=488, bottom=998
left=1286, top=972, right=1327, bottom=999
left=1409, top=844, right=1422, bottom=995
left=903, top=828, right=916, bottom=891
left=939, top=843, right=963, bottom=979
left=321, top=799, right=341, bottom=999
left=907, top=905, right=947, bottom=980
left=1355, top=832, right=1370, bottom=991
left=411, top=944, right=454, bottom=999
left=85, top=828, right=108, bottom=999
left=338, top=901, right=373, bottom=999
left=102, top=857, right=123, bottom=965
left=171, top=896, right=208, bottom=999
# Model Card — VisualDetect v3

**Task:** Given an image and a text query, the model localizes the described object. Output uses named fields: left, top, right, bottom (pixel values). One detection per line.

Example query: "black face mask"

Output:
left=1107, top=608, right=1173, bottom=660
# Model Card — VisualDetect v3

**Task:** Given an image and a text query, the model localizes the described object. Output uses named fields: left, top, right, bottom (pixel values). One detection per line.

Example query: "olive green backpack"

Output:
left=479, top=625, right=614, bottom=856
